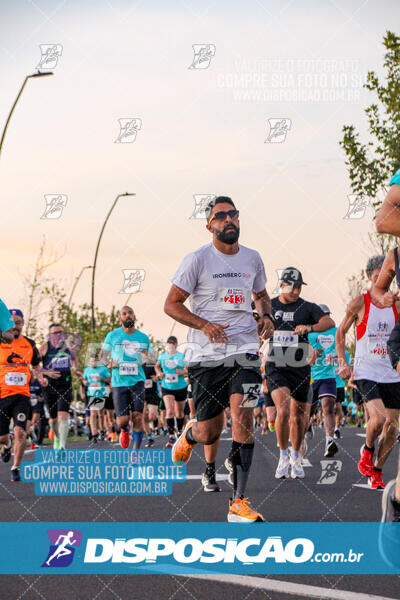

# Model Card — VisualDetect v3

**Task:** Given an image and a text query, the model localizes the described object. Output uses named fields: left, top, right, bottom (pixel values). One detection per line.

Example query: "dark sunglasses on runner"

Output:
left=209, top=209, right=239, bottom=223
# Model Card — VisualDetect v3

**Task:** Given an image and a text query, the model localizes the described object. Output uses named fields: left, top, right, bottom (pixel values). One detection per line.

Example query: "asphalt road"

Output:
left=1, top=424, right=399, bottom=600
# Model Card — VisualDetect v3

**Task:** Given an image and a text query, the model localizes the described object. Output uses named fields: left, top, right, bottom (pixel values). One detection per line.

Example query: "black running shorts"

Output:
left=112, top=383, right=145, bottom=417
left=336, top=388, right=345, bottom=403
left=265, top=366, right=311, bottom=403
left=43, top=386, right=72, bottom=420
left=161, top=387, right=187, bottom=402
left=188, top=353, right=262, bottom=422
left=0, top=394, right=31, bottom=435
left=354, top=379, right=400, bottom=410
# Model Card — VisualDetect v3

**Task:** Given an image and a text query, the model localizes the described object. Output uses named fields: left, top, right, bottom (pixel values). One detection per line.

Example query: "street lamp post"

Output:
left=0, top=71, right=53, bottom=158
left=68, top=265, right=93, bottom=308
left=91, top=192, right=135, bottom=332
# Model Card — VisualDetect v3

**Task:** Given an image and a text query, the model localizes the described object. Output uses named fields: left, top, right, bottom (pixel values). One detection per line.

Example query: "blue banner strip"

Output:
left=0, top=522, right=399, bottom=574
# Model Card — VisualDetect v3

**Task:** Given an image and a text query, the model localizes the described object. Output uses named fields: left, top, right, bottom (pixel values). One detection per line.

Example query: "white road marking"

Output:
left=353, top=483, right=383, bottom=491
left=356, top=433, right=366, bottom=438
left=186, top=474, right=229, bottom=481
left=302, top=458, right=312, bottom=467
left=184, top=574, right=396, bottom=600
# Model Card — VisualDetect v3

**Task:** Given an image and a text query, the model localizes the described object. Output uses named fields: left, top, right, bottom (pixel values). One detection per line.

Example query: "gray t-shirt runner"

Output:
left=171, top=242, right=267, bottom=364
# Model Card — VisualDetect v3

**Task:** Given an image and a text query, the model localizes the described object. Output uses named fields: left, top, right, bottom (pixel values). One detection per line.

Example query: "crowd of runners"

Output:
left=1, top=173, right=400, bottom=526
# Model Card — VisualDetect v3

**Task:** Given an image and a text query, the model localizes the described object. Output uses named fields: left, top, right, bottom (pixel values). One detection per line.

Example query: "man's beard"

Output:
left=215, top=223, right=240, bottom=244
left=123, top=318, right=135, bottom=328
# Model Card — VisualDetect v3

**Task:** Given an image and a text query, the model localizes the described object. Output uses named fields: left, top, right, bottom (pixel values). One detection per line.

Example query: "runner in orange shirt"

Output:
left=0, top=309, right=46, bottom=481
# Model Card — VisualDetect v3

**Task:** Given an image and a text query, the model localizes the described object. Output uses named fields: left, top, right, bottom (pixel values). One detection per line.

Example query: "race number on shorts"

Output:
left=165, top=373, right=179, bottom=383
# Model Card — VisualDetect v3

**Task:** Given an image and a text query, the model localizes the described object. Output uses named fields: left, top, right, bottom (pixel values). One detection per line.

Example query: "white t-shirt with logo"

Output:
left=171, top=243, right=267, bottom=363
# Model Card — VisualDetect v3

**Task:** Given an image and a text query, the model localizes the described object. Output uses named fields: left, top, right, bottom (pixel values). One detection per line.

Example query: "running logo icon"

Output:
left=42, top=529, right=82, bottom=567
left=188, top=44, right=216, bottom=69
left=119, top=269, right=146, bottom=294
left=272, top=269, right=285, bottom=294
left=190, top=194, right=216, bottom=219
left=41, top=195, right=67, bottom=220
left=37, top=44, right=63, bottom=70
left=265, top=119, right=291, bottom=143
left=115, top=119, right=142, bottom=143
left=317, top=460, right=342, bottom=485
left=343, top=194, right=370, bottom=220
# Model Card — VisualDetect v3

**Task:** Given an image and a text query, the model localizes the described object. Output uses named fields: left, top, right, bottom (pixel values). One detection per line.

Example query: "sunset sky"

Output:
left=0, top=0, right=398, bottom=343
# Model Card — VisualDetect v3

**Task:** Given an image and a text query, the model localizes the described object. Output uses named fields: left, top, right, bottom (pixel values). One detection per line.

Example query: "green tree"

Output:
left=340, top=30, right=400, bottom=228
left=340, top=30, right=400, bottom=314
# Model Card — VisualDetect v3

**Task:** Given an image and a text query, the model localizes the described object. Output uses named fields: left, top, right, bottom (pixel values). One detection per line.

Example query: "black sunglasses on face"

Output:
left=209, top=209, right=239, bottom=223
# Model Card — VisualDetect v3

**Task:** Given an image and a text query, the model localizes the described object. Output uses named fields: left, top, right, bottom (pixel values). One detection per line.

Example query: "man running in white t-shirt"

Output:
left=164, top=196, right=274, bottom=522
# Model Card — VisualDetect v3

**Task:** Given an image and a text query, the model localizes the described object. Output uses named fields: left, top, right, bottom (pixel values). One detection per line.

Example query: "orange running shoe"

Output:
left=227, top=497, right=264, bottom=523
left=119, top=430, right=130, bottom=449
left=172, top=419, right=196, bottom=463
left=111, top=432, right=117, bottom=443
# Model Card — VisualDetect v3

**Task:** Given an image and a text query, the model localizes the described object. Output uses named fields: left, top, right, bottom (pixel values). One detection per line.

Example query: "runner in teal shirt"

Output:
left=155, top=336, right=188, bottom=447
left=102, top=327, right=152, bottom=388
left=101, top=305, right=153, bottom=450
left=83, top=360, right=110, bottom=399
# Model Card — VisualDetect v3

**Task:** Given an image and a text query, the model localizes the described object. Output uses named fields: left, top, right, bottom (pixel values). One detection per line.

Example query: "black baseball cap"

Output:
left=280, top=267, right=307, bottom=286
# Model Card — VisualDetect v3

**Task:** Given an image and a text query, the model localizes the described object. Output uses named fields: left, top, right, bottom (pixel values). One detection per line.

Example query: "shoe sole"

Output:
left=290, top=471, right=305, bottom=479
left=324, top=445, right=338, bottom=458
left=227, top=514, right=263, bottom=523
left=172, top=419, right=196, bottom=463
left=275, top=472, right=289, bottom=479
left=203, top=486, right=221, bottom=493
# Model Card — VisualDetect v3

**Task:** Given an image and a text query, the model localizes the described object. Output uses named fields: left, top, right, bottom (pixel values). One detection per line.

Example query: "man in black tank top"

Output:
left=40, top=324, right=82, bottom=450
left=374, top=176, right=400, bottom=531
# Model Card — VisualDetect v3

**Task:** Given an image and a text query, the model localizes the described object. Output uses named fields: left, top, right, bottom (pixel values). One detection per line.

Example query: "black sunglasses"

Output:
left=209, top=209, right=239, bottom=223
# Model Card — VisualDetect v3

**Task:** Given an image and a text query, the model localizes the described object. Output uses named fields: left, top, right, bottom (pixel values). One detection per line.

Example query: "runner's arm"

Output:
left=252, top=289, right=274, bottom=339
left=155, top=361, right=164, bottom=379
left=336, top=295, right=363, bottom=377
left=164, top=284, right=229, bottom=342
left=312, top=314, right=335, bottom=333
left=370, top=249, right=399, bottom=306
left=376, top=184, right=400, bottom=235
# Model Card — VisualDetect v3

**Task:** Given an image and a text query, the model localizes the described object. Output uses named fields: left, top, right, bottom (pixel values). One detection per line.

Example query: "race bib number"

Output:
left=240, top=383, right=262, bottom=408
left=273, top=330, right=298, bottom=347
left=368, top=337, right=388, bottom=360
left=119, top=362, right=138, bottom=376
left=165, top=373, right=179, bottom=383
left=5, top=372, right=27, bottom=386
left=144, top=379, right=153, bottom=389
left=218, top=288, right=250, bottom=311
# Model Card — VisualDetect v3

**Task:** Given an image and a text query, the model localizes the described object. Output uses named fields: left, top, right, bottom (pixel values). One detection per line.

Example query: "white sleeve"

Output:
left=171, top=252, right=199, bottom=294
left=253, top=252, right=267, bottom=294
